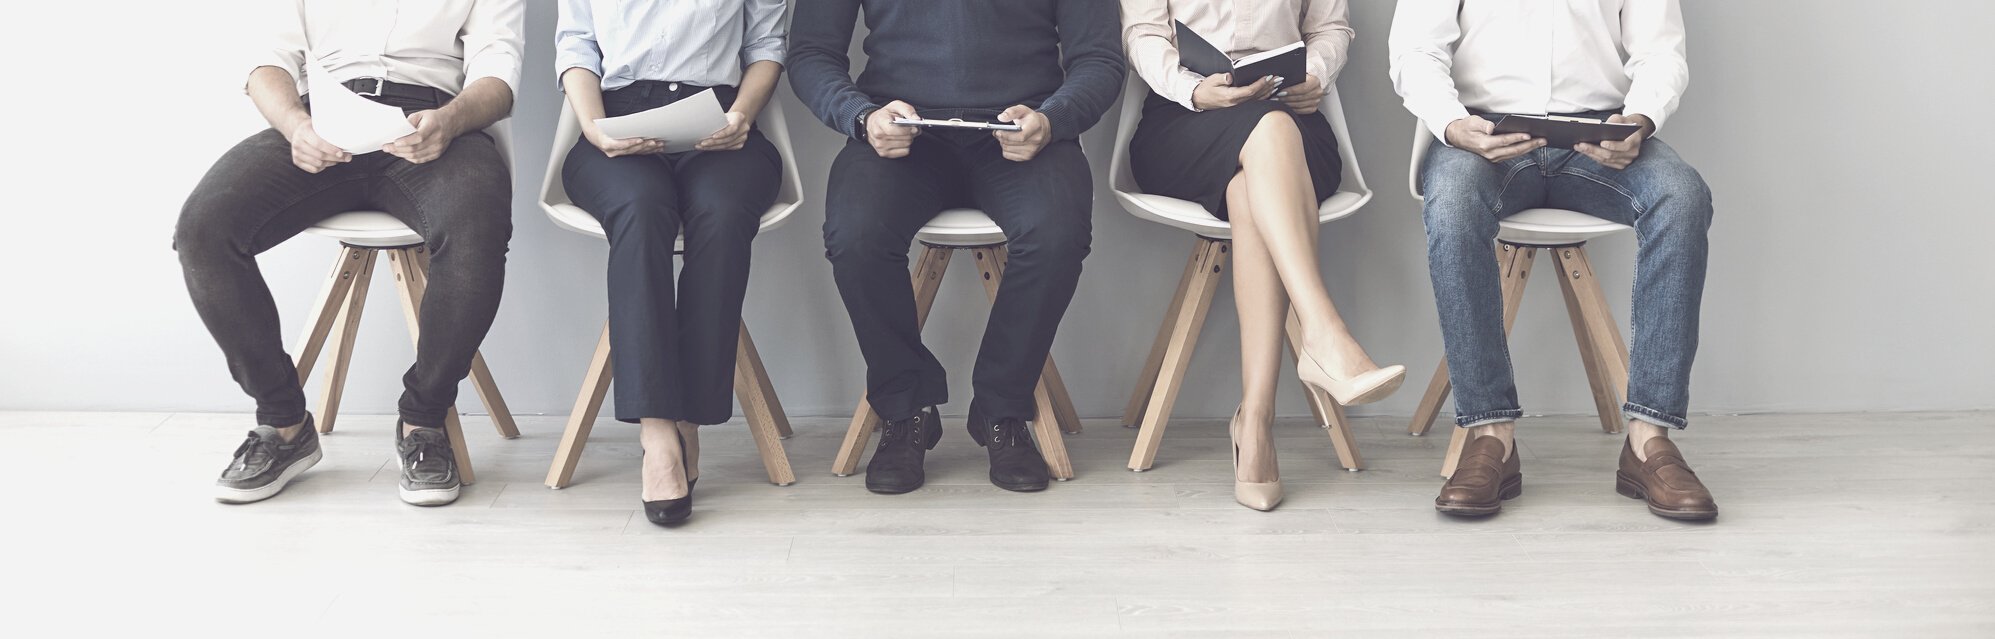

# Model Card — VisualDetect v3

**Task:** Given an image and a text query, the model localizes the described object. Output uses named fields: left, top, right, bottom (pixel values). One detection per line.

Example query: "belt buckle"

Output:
left=353, top=77, right=387, bottom=97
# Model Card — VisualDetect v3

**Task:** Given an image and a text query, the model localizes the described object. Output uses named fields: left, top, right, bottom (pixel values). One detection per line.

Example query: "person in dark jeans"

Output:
left=178, top=0, right=522, bottom=507
left=789, top=0, right=1124, bottom=494
left=554, top=0, right=787, bottom=527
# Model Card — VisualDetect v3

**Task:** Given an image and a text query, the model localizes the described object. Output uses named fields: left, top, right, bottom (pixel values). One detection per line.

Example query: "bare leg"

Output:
left=639, top=417, right=689, bottom=501
left=676, top=420, right=702, bottom=481
left=1235, top=112, right=1378, bottom=378
left=1226, top=173, right=1284, bottom=484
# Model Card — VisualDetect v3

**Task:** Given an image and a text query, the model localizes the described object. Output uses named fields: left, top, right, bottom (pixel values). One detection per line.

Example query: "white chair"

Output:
left=538, top=98, right=804, bottom=489
left=293, top=123, right=522, bottom=486
left=1109, top=73, right=1374, bottom=473
left=1402, top=121, right=1633, bottom=478
left=827, top=209, right=1082, bottom=481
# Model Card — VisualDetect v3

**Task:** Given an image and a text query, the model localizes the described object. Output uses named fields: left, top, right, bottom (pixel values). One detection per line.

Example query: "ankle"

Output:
left=1467, top=421, right=1516, bottom=458
left=400, top=421, right=438, bottom=437
left=1625, top=420, right=1669, bottom=460
left=273, top=421, right=307, bottom=442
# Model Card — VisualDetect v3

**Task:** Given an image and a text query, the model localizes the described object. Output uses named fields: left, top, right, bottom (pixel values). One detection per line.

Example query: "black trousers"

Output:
left=823, top=130, right=1093, bottom=425
left=175, top=92, right=511, bottom=428
left=562, top=83, right=781, bottom=425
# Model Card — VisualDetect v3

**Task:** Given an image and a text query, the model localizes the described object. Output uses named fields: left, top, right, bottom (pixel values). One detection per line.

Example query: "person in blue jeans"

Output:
left=1389, top=0, right=1718, bottom=520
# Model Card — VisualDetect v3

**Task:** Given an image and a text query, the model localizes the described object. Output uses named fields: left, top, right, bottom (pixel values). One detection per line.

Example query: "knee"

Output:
left=173, top=192, right=239, bottom=260
left=427, top=209, right=513, bottom=257
left=1004, top=217, right=1092, bottom=266
left=1647, top=169, right=1715, bottom=234
left=1421, top=197, right=1497, bottom=246
left=822, top=210, right=908, bottom=267
left=1241, top=109, right=1302, bottom=158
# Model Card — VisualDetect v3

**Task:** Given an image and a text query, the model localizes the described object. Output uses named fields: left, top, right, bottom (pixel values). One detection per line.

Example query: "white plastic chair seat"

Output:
left=915, top=208, right=1009, bottom=247
left=1408, top=120, right=1631, bottom=246
left=1108, top=72, right=1373, bottom=240
left=306, top=211, right=424, bottom=247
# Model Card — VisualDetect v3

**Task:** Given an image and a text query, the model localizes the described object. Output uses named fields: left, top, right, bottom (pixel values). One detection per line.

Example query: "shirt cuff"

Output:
left=1621, top=102, right=1670, bottom=134
left=465, top=52, right=522, bottom=96
left=554, top=50, right=604, bottom=88
left=834, top=97, right=879, bottom=141
left=1168, top=69, right=1204, bottom=112
left=1036, top=98, right=1085, bottom=141
left=742, top=44, right=785, bottom=68
left=1419, top=104, right=1470, bottom=147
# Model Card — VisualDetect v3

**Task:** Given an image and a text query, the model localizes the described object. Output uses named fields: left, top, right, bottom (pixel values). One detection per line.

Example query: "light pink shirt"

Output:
left=1121, top=0, right=1354, bottom=111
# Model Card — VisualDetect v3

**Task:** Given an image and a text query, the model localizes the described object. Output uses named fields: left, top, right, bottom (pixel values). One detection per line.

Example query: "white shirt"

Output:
left=557, top=0, right=788, bottom=91
left=1388, top=0, right=1688, bottom=142
left=258, top=0, right=525, bottom=96
left=1122, top=0, right=1354, bottom=111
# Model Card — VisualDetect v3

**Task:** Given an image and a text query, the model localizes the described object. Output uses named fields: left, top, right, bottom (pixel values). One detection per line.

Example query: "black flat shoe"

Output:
left=644, top=478, right=696, bottom=526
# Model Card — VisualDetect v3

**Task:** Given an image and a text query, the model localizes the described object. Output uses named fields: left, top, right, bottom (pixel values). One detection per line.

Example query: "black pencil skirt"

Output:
left=1129, top=91, right=1344, bottom=219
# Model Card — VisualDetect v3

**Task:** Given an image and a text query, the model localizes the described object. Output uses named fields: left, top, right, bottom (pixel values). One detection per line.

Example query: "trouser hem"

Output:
left=1623, top=402, right=1687, bottom=429
left=1454, top=409, right=1523, bottom=428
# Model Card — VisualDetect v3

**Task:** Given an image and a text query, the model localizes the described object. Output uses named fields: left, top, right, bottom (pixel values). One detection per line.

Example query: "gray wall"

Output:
left=4, top=0, right=1991, bottom=422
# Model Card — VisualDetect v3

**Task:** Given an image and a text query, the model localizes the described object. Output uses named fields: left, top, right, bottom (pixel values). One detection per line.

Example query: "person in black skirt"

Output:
left=1123, top=0, right=1406, bottom=511
left=555, top=0, right=788, bottom=526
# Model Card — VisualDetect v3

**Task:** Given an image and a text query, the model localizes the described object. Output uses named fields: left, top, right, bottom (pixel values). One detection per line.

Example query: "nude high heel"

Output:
left=1230, top=410, right=1283, bottom=512
left=1296, top=348, right=1407, bottom=406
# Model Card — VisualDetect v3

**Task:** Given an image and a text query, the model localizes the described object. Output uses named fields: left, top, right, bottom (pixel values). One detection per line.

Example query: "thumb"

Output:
left=1469, top=116, right=1495, bottom=134
left=886, top=100, right=919, bottom=120
left=1606, top=114, right=1631, bottom=125
left=998, top=105, right=1032, bottom=123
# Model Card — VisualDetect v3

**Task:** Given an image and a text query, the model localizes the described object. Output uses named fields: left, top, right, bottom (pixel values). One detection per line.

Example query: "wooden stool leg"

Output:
left=387, top=248, right=475, bottom=484
left=546, top=323, right=613, bottom=488
left=1128, top=238, right=1229, bottom=471
left=1552, top=245, right=1623, bottom=434
left=1123, top=238, right=1205, bottom=428
left=316, top=250, right=377, bottom=434
left=1560, top=246, right=1629, bottom=435
left=1286, top=311, right=1363, bottom=471
left=736, top=324, right=796, bottom=485
left=295, top=247, right=368, bottom=382
left=835, top=246, right=953, bottom=476
left=1439, top=244, right=1537, bottom=478
left=408, top=249, right=520, bottom=439
left=975, top=246, right=1074, bottom=480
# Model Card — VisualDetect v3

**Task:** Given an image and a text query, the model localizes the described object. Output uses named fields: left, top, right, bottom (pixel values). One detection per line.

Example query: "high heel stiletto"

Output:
left=642, top=426, right=695, bottom=526
left=1230, top=410, right=1283, bottom=511
left=1296, top=349, right=1407, bottom=406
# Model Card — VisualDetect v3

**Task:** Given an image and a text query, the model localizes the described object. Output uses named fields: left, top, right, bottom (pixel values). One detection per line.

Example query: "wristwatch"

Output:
left=855, top=106, right=879, bottom=141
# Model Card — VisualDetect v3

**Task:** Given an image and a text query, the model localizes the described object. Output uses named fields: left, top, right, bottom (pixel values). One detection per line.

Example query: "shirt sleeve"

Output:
left=740, top=0, right=788, bottom=68
left=255, top=0, right=309, bottom=90
left=1387, top=0, right=1470, bottom=144
left=1619, top=0, right=1688, bottom=132
left=786, top=0, right=874, bottom=140
left=1037, top=0, right=1127, bottom=141
left=1301, top=0, right=1355, bottom=86
left=1119, top=0, right=1205, bottom=112
left=461, top=0, right=525, bottom=95
left=554, top=0, right=603, bottom=84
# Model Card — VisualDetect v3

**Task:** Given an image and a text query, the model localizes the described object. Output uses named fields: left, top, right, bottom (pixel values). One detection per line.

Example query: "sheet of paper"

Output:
left=306, top=62, right=417, bottom=155
left=593, top=89, right=729, bottom=154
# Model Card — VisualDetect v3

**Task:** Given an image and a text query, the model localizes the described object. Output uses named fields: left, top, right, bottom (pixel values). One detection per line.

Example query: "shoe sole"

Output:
left=992, top=479, right=1049, bottom=493
left=399, top=485, right=461, bottom=507
left=1339, top=372, right=1407, bottom=406
left=1616, top=472, right=1718, bottom=521
left=866, top=480, right=922, bottom=495
left=1434, top=474, right=1523, bottom=517
left=215, top=448, right=323, bottom=504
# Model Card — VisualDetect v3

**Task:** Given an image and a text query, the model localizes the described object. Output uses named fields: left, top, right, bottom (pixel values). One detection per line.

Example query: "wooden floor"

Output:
left=4, top=410, right=1990, bottom=637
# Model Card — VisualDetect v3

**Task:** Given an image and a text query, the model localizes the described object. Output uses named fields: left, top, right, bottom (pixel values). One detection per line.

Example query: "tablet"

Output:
left=892, top=117, right=1023, bottom=132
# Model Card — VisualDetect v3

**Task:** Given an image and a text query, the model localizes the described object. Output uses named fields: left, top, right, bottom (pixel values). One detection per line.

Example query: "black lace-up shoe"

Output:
left=395, top=424, right=461, bottom=506
left=970, top=417, right=1049, bottom=492
left=865, top=406, right=941, bottom=494
left=215, top=416, right=323, bottom=504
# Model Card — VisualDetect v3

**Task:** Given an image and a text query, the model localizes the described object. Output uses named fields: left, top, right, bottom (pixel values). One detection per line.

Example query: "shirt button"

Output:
left=669, top=82, right=679, bottom=91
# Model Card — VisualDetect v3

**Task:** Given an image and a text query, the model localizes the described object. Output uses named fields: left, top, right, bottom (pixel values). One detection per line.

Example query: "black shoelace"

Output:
left=230, top=432, right=276, bottom=472
left=877, top=413, right=926, bottom=451
left=987, top=421, right=1032, bottom=451
left=400, top=429, right=453, bottom=468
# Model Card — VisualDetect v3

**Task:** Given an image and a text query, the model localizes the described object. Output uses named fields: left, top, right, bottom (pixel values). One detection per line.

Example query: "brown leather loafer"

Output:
left=1435, top=435, right=1522, bottom=516
left=1616, top=437, right=1718, bottom=521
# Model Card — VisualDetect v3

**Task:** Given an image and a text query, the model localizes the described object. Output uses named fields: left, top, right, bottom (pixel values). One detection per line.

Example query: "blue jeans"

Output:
left=1420, top=126, right=1714, bottom=430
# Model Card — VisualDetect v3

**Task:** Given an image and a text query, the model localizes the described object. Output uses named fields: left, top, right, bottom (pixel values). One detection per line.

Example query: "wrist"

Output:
left=855, top=106, right=879, bottom=140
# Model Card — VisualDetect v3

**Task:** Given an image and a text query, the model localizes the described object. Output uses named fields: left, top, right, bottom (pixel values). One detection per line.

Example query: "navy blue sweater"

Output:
left=788, top=0, right=1125, bottom=142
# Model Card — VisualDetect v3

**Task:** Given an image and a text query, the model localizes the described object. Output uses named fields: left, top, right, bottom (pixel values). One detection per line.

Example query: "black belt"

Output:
left=341, top=77, right=453, bottom=105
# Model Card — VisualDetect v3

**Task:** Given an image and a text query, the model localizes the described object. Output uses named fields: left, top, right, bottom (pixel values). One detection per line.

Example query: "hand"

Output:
left=584, top=122, right=667, bottom=157
left=383, top=109, right=462, bottom=164
left=1274, top=74, right=1325, bottom=114
left=992, top=105, right=1051, bottom=162
left=1191, top=73, right=1279, bottom=111
left=696, top=110, right=753, bottom=152
left=1444, top=115, right=1545, bottom=163
left=1574, top=114, right=1653, bottom=170
left=865, top=100, right=922, bottom=158
left=286, top=119, right=352, bottom=173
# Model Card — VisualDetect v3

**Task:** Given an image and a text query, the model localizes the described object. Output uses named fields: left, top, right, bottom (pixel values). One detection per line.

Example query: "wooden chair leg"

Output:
left=387, top=248, right=475, bottom=485
left=1552, top=245, right=1623, bottom=434
left=407, top=248, right=520, bottom=439
left=295, top=247, right=368, bottom=382
left=1558, top=246, right=1629, bottom=434
left=1286, top=312, right=1363, bottom=471
left=974, top=246, right=1075, bottom=480
left=1123, top=237, right=1204, bottom=428
left=1440, top=244, right=1537, bottom=478
left=316, top=250, right=377, bottom=434
left=1127, top=238, right=1229, bottom=472
left=835, top=246, right=953, bottom=476
left=546, top=323, right=613, bottom=488
left=736, top=324, right=796, bottom=485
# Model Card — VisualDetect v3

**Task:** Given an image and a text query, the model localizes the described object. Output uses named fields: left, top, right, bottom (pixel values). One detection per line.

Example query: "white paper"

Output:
left=307, top=62, right=418, bottom=155
left=593, top=89, right=729, bottom=154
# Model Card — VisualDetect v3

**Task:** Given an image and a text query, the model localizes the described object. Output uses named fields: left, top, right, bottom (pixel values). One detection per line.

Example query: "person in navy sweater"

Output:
left=789, top=0, right=1124, bottom=495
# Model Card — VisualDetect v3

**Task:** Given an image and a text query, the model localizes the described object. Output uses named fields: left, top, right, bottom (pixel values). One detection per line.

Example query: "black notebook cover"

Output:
left=1173, top=21, right=1305, bottom=89
left=1492, top=114, right=1643, bottom=148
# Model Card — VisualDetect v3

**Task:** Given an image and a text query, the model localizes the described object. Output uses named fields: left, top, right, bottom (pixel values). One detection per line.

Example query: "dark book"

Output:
left=1173, top=21, right=1306, bottom=89
left=1491, top=114, right=1644, bottom=148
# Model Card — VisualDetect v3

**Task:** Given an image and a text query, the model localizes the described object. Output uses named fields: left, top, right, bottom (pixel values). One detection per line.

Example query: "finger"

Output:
left=1574, top=144, right=1611, bottom=164
left=1486, top=138, right=1544, bottom=161
left=1469, top=116, right=1496, bottom=135
left=997, top=105, right=1032, bottom=123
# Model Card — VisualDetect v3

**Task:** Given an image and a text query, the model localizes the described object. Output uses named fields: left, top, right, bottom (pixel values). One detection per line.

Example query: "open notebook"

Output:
left=1174, top=21, right=1306, bottom=89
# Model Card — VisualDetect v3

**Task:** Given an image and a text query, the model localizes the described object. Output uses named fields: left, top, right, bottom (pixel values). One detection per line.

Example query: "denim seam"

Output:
left=1455, top=409, right=1524, bottom=428
left=382, top=171, right=435, bottom=240
left=1489, top=159, right=1538, bottom=218
left=1557, top=167, right=1646, bottom=216
left=1623, top=402, right=1686, bottom=430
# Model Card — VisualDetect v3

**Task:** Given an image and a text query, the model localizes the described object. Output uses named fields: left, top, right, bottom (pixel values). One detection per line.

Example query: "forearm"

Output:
left=731, top=60, right=782, bottom=120
left=248, top=66, right=311, bottom=140
left=437, top=77, right=514, bottom=137
left=561, top=68, right=609, bottom=124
